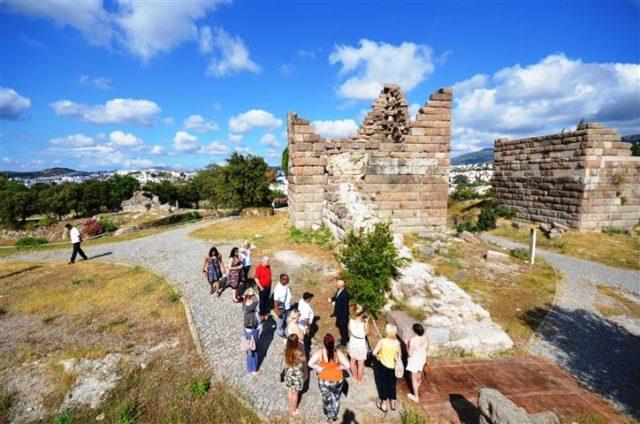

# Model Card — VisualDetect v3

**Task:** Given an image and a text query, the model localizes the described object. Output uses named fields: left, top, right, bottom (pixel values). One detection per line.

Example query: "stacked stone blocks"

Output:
left=287, top=85, right=452, bottom=236
left=493, top=123, right=640, bottom=231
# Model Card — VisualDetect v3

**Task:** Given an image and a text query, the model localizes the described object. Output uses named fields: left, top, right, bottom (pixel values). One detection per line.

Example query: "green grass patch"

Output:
left=53, top=410, right=74, bottom=424
left=188, top=377, right=211, bottom=397
left=15, top=237, right=48, bottom=248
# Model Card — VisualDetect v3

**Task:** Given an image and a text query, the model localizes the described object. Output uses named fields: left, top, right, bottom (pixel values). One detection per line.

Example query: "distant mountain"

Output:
left=621, top=134, right=640, bottom=144
left=1, top=167, right=92, bottom=179
left=452, top=148, right=494, bottom=166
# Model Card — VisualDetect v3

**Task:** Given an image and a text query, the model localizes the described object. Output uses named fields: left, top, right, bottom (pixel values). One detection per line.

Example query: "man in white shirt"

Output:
left=297, top=292, right=315, bottom=333
left=272, top=273, right=292, bottom=338
left=65, top=223, right=88, bottom=264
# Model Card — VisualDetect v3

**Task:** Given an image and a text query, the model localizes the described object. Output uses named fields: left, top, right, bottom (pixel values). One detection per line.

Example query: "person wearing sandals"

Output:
left=202, top=246, right=226, bottom=296
left=348, top=307, right=369, bottom=383
left=308, top=333, right=351, bottom=424
left=372, top=324, right=401, bottom=413
left=406, top=323, right=429, bottom=402
left=284, top=333, right=306, bottom=417
left=242, top=288, right=261, bottom=376
left=227, top=247, right=245, bottom=303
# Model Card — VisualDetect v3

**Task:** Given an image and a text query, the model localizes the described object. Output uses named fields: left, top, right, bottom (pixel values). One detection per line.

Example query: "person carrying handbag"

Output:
left=372, top=324, right=402, bottom=413
left=241, top=289, right=261, bottom=376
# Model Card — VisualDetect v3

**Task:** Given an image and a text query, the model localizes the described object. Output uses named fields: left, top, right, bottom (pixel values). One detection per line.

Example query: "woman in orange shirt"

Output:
left=308, top=333, right=351, bottom=423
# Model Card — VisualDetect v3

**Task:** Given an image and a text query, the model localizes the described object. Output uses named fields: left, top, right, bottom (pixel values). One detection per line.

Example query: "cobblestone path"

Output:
left=1, top=220, right=384, bottom=422
left=482, top=233, right=640, bottom=418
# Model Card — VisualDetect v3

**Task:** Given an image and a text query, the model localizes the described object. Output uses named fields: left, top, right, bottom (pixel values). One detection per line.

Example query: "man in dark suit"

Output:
left=329, top=279, right=350, bottom=347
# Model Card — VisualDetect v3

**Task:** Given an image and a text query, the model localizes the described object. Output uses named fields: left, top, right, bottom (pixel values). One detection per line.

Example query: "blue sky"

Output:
left=1, top=0, right=639, bottom=171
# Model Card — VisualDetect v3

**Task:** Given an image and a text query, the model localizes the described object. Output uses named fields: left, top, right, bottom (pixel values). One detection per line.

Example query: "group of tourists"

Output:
left=202, top=243, right=430, bottom=422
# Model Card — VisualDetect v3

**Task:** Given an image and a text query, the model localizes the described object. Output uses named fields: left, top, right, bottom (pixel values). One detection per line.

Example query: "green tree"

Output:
left=109, top=175, right=140, bottom=208
left=336, top=222, right=406, bottom=318
left=281, top=147, right=289, bottom=175
left=214, top=153, right=272, bottom=208
left=631, top=141, right=640, bottom=157
left=0, top=180, right=37, bottom=225
left=143, top=180, right=179, bottom=205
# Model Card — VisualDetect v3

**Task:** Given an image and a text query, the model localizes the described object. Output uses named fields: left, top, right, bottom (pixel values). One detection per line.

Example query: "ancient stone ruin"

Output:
left=121, top=190, right=171, bottom=212
left=287, top=84, right=451, bottom=238
left=493, top=123, right=640, bottom=231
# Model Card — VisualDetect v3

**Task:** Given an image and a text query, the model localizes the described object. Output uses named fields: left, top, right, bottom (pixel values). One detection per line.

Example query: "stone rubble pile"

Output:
left=357, top=84, right=411, bottom=143
left=389, top=257, right=513, bottom=356
left=121, top=190, right=171, bottom=212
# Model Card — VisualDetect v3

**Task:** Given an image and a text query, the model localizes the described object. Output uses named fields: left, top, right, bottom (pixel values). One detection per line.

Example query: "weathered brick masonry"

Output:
left=493, top=123, right=640, bottom=231
left=287, top=85, right=451, bottom=237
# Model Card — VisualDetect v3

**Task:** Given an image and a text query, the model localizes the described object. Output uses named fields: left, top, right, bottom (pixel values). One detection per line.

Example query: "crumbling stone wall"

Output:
left=493, top=123, right=640, bottom=231
left=287, top=85, right=451, bottom=237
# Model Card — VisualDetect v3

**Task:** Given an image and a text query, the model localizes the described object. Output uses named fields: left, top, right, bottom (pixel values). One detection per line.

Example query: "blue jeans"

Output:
left=244, top=328, right=259, bottom=373
left=275, top=308, right=290, bottom=338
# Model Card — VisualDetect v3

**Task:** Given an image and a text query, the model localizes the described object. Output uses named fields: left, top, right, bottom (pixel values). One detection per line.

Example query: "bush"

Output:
left=476, top=206, right=497, bottom=232
left=455, top=221, right=476, bottom=234
left=168, top=291, right=182, bottom=303
left=53, top=410, right=74, bottom=424
left=273, top=197, right=288, bottom=208
left=116, top=401, right=138, bottom=424
left=15, top=237, right=48, bottom=248
left=188, top=377, right=211, bottom=397
left=99, top=217, right=118, bottom=233
left=178, top=211, right=201, bottom=223
left=601, top=226, right=628, bottom=235
left=337, top=222, right=406, bottom=318
left=450, top=186, right=479, bottom=201
left=509, top=248, right=529, bottom=261
left=39, top=215, right=57, bottom=227
left=82, top=219, right=105, bottom=237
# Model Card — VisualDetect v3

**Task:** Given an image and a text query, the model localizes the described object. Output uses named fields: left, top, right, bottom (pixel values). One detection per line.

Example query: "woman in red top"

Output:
left=308, top=333, right=350, bottom=424
left=254, top=256, right=272, bottom=318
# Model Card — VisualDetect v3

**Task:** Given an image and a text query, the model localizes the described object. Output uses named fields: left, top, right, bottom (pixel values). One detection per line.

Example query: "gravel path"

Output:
left=1, top=220, right=384, bottom=422
left=482, top=233, right=640, bottom=418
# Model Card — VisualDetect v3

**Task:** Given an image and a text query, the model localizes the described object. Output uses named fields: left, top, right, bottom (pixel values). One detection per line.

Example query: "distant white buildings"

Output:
left=11, top=168, right=196, bottom=187
left=449, top=163, right=493, bottom=195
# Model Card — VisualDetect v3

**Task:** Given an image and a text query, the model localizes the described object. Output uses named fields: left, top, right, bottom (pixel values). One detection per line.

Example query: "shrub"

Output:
left=53, top=410, right=74, bottom=424
left=509, top=248, right=529, bottom=261
left=99, top=217, right=118, bottom=233
left=178, top=211, right=201, bottom=223
left=273, top=197, right=288, bottom=208
left=476, top=205, right=497, bottom=232
left=188, top=377, right=211, bottom=397
left=116, top=401, right=138, bottom=424
left=39, top=215, right=57, bottom=227
left=602, top=226, right=627, bottom=235
left=81, top=219, right=105, bottom=237
left=168, top=291, right=182, bottom=303
left=337, top=222, right=406, bottom=318
left=15, top=236, right=48, bottom=248
left=289, top=225, right=334, bottom=249
left=455, top=221, right=476, bottom=234
left=450, top=186, right=479, bottom=201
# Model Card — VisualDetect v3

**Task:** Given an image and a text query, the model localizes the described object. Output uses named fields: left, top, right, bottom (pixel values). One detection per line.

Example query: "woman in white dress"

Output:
left=406, top=323, right=429, bottom=402
left=347, top=307, right=369, bottom=382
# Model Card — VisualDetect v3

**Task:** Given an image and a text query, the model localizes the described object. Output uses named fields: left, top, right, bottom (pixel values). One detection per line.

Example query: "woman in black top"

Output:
left=242, top=288, right=260, bottom=376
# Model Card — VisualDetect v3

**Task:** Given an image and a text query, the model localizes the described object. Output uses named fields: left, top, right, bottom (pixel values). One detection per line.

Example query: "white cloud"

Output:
left=109, top=130, right=143, bottom=149
left=150, top=145, right=165, bottom=155
left=206, top=28, right=261, bottom=77
left=50, top=98, right=161, bottom=125
left=312, top=119, right=358, bottom=138
left=198, top=26, right=213, bottom=54
left=266, top=148, right=280, bottom=161
left=184, top=114, right=219, bottom=133
left=279, top=64, right=295, bottom=75
left=79, top=75, right=111, bottom=90
left=298, top=49, right=318, bottom=59
left=259, top=132, right=280, bottom=148
left=228, top=109, right=282, bottom=133
left=409, top=103, right=420, bottom=119
left=329, top=39, right=435, bottom=100
left=0, top=87, right=31, bottom=120
left=173, top=131, right=199, bottom=152
left=49, top=133, right=94, bottom=147
left=199, top=141, right=229, bottom=155
left=2, top=157, right=14, bottom=164
left=4, top=0, right=228, bottom=62
left=228, top=133, right=243, bottom=143
left=452, top=54, right=640, bottom=155
left=125, top=158, right=154, bottom=168
left=163, top=117, right=175, bottom=125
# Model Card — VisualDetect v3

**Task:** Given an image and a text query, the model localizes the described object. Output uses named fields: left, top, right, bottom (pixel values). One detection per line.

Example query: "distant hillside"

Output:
left=452, top=148, right=494, bottom=166
left=0, top=167, right=91, bottom=179
left=621, top=134, right=639, bottom=144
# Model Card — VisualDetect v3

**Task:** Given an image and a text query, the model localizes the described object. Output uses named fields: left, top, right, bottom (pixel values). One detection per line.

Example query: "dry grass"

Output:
left=0, top=261, right=257, bottom=423
left=595, top=286, right=640, bottom=319
left=407, top=239, right=557, bottom=348
left=490, top=222, right=640, bottom=270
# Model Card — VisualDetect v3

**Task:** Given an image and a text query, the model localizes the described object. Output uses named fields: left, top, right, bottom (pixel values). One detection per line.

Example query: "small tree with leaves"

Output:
left=336, top=222, right=406, bottom=318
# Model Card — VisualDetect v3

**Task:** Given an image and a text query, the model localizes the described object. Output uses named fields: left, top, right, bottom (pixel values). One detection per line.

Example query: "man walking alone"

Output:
left=65, top=223, right=88, bottom=264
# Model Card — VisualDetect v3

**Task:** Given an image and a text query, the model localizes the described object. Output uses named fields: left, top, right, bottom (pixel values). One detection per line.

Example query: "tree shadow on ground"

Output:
left=0, top=265, right=41, bottom=279
left=521, top=305, right=640, bottom=417
left=256, top=316, right=276, bottom=369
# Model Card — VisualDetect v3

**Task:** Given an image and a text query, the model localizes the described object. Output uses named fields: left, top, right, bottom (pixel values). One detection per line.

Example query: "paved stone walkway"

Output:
left=482, top=233, right=640, bottom=418
left=1, top=220, right=384, bottom=422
